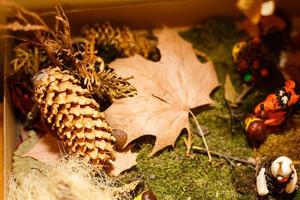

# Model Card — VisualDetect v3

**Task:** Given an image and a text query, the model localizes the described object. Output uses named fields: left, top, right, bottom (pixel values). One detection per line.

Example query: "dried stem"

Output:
left=189, top=110, right=212, bottom=162
left=192, top=146, right=256, bottom=167
left=184, top=123, right=193, bottom=156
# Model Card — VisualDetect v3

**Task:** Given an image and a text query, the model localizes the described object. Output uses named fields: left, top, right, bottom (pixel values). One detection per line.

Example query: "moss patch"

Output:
left=257, top=115, right=300, bottom=160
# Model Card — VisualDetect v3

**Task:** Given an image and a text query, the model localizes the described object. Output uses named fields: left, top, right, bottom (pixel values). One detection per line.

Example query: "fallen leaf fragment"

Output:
left=236, top=0, right=263, bottom=25
left=108, top=146, right=138, bottom=176
left=279, top=32, right=300, bottom=82
left=281, top=51, right=300, bottom=83
left=21, top=133, right=136, bottom=175
left=224, top=74, right=238, bottom=106
left=237, top=19, right=260, bottom=37
left=237, top=15, right=286, bottom=38
left=105, top=27, right=219, bottom=156
left=21, top=133, right=60, bottom=164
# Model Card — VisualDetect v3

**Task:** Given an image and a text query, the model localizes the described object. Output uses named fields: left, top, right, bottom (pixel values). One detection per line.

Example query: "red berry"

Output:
left=260, top=68, right=269, bottom=77
left=238, top=60, right=249, bottom=72
left=252, top=36, right=261, bottom=45
left=252, top=59, right=261, bottom=69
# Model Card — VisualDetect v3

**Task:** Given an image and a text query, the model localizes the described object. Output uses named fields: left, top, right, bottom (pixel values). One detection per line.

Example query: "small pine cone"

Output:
left=33, top=67, right=115, bottom=167
left=81, top=22, right=159, bottom=60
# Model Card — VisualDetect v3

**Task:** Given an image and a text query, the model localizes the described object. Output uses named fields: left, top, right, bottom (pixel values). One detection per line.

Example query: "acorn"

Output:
left=134, top=191, right=158, bottom=200
left=111, top=129, right=128, bottom=151
left=142, top=191, right=158, bottom=200
left=252, top=59, right=261, bottom=69
left=245, top=116, right=267, bottom=146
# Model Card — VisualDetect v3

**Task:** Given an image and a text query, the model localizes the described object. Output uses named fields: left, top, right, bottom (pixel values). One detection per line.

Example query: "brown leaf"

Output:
left=108, top=146, right=138, bottom=176
left=281, top=51, right=300, bottom=83
left=260, top=15, right=286, bottom=34
left=21, top=133, right=60, bottom=164
left=236, top=0, right=262, bottom=25
left=237, top=15, right=286, bottom=37
left=105, top=27, right=219, bottom=155
left=224, top=74, right=238, bottom=106
left=22, top=133, right=137, bottom=175
left=237, top=19, right=260, bottom=37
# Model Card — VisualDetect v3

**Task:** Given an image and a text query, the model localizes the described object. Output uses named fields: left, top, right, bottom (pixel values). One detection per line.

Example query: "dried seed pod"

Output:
left=81, top=22, right=160, bottom=62
left=232, top=37, right=274, bottom=84
left=33, top=67, right=115, bottom=167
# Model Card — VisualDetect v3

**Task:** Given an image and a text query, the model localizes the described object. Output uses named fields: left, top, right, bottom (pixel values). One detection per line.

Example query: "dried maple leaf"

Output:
left=224, top=74, right=238, bottom=107
left=105, top=27, right=219, bottom=158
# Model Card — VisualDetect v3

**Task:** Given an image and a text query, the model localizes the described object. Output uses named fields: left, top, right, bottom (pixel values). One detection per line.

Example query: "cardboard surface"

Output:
left=1, top=0, right=300, bottom=199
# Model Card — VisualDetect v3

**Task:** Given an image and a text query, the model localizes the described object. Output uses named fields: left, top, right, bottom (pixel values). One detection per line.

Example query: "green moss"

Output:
left=257, top=116, right=300, bottom=160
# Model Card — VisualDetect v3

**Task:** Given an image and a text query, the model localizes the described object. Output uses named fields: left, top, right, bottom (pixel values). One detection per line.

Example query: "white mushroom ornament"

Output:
left=257, top=156, right=298, bottom=196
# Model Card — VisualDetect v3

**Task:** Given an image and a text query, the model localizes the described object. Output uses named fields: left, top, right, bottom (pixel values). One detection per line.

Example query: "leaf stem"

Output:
left=188, top=110, right=212, bottom=162
left=185, top=123, right=193, bottom=156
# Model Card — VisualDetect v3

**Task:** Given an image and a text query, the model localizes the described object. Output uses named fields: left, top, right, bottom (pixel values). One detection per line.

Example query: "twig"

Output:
left=236, top=85, right=254, bottom=103
left=226, top=100, right=237, bottom=134
left=189, top=110, right=212, bottom=162
left=192, top=146, right=256, bottom=167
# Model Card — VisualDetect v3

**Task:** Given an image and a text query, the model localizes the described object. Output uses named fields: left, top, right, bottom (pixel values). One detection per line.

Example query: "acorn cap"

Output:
left=112, top=129, right=128, bottom=151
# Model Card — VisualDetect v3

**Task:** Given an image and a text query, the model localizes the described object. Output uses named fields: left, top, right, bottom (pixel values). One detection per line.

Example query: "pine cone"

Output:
left=81, top=22, right=159, bottom=61
left=33, top=67, right=115, bottom=167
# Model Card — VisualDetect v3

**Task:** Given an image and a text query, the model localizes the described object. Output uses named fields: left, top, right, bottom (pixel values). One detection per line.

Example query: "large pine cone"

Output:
left=33, top=67, right=115, bottom=167
left=81, top=22, right=160, bottom=62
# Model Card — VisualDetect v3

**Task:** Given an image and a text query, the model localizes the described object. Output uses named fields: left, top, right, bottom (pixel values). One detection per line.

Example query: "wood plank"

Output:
left=0, top=103, right=3, bottom=200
